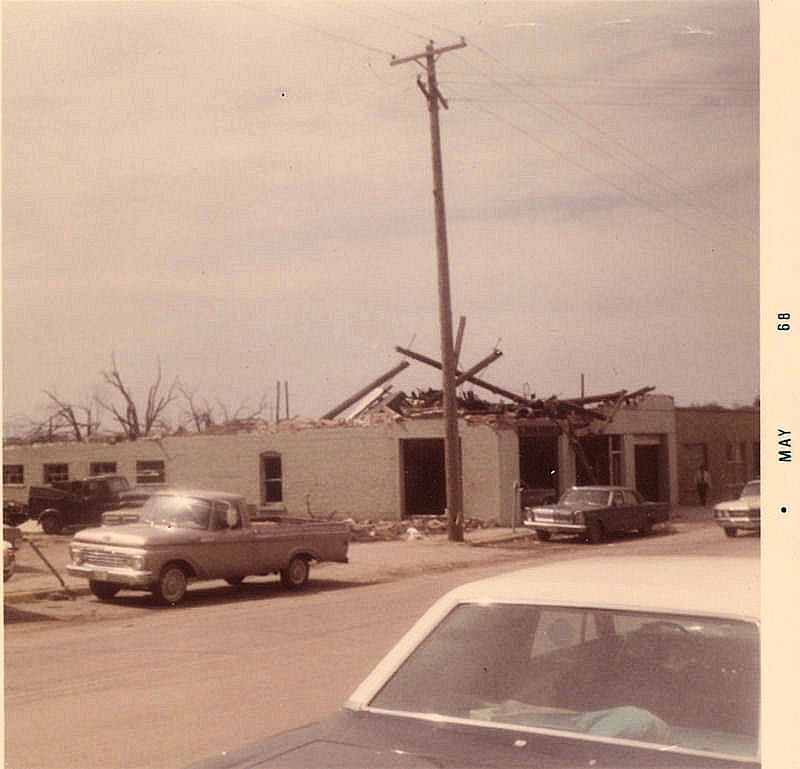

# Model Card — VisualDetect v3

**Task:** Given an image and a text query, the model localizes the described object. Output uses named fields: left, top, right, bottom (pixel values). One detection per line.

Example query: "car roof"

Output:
left=347, top=556, right=759, bottom=708
left=566, top=485, right=633, bottom=492
left=443, top=557, right=759, bottom=619
left=151, top=489, right=246, bottom=504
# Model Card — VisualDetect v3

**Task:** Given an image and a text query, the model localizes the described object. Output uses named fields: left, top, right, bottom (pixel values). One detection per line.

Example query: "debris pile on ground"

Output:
left=340, top=516, right=500, bottom=542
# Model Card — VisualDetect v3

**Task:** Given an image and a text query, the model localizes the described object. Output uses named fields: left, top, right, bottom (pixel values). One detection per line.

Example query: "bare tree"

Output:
left=176, top=380, right=269, bottom=433
left=97, top=354, right=177, bottom=440
left=176, top=381, right=215, bottom=432
left=42, top=390, right=101, bottom=441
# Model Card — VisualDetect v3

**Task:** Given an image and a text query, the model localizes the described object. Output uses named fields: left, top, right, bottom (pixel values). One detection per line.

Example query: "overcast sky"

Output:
left=2, top=1, right=760, bottom=432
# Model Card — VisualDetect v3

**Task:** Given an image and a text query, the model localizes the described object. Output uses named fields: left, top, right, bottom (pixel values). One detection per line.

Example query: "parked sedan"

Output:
left=185, top=557, right=759, bottom=769
left=523, top=485, right=670, bottom=543
left=714, top=480, right=760, bottom=537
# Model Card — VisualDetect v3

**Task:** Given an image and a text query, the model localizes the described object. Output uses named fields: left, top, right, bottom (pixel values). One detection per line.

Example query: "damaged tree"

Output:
left=96, top=354, right=177, bottom=440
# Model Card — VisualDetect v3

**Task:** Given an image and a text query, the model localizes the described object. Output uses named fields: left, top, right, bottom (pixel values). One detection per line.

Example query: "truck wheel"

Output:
left=638, top=518, right=654, bottom=536
left=89, top=581, right=121, bottom=600
left=40, top=512, right=62, bottom=535
left=724, top=527, right=738, bottom=538
left=155, top=565, right=188, bottom=605
left=586, top=520, right=604, bottom=544
left=280, top=556, right=309, bottom=590
left=535, top=530, right=551, bottom=542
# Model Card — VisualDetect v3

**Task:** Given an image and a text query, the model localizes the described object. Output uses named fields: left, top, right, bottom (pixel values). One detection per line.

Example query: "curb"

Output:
left=3, top=585, right=89, bottom=604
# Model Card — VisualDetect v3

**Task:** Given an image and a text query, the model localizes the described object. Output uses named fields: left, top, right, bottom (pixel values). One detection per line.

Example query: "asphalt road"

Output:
left=4, top=525, right=758, bottom=769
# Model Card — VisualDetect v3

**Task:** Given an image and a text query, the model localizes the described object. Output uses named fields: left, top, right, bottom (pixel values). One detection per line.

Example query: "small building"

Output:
left=3, top=392, right=679, bottom=524
left=675, top=406, right=760, bottom=505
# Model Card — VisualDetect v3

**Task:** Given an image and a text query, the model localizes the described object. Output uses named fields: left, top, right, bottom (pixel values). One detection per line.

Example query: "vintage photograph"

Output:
left=3, top=1, right=768, bottom=767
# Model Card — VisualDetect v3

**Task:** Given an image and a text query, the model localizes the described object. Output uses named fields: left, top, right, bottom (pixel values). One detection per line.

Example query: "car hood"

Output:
left=72, top=523, right=209, bottom=547
left=715, top=496, right=759, bottom=512
left=183, top=710, right=750, bottom=769
left=529, top=503, right=595, bottom=514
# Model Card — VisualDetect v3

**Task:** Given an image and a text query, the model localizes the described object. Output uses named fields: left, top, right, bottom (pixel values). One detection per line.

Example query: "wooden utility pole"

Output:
left=392, top=39, right=466, bottom=541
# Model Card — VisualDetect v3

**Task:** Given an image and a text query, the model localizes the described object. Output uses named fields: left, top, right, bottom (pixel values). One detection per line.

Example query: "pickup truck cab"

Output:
left=523, top=485, right=670, bottom=544
left=28, top=474, right=150, bottom=534
left=67, top=488, right=350, bottom=604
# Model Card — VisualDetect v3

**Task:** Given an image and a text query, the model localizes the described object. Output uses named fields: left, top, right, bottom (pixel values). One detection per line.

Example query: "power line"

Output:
left=465, top=42, right=758, bottom=241
left=234, top=1, right=395, bottom=56
left=453, top=93, right=754, bottom=261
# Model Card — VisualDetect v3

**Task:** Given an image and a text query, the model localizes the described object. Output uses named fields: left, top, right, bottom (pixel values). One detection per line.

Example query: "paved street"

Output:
left=4, top=517, right=758, bottom=769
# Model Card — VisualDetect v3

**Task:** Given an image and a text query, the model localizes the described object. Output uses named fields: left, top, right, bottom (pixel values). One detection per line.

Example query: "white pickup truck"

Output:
left=66, top=488, right=349, bottom=605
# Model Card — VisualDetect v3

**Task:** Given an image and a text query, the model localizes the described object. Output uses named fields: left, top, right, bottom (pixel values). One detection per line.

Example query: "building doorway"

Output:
left=635, top=444, right=661, bottom=501
left=519, top=436, right=559, bottom=501
left=401, top=438, right=446, bottom=517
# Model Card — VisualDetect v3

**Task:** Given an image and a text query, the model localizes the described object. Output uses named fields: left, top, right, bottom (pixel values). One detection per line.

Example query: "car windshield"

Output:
left=741, top=481, right=760, bottom=497
left=559, top=489, right=610, bottom=506
left=138, top=494, right=212, bottom=530
left=369, top=602, right=759, bottom=759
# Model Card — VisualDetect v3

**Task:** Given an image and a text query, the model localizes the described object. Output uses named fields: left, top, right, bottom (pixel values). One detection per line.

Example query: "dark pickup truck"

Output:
left=28, top=474, right=150, bottom=535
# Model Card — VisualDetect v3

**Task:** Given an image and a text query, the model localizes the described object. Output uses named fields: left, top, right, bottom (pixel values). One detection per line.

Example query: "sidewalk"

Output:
left=2, top=506, right=714, bottom=604
left=1, top=522, right=538, bottom=604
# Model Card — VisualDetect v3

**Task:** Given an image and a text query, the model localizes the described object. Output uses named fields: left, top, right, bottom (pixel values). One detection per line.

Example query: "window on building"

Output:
left=43, top=464, right=69, bottom=483
left=3, top=465, right=24, bottom=485
left=90, top=462, right=117, bottom=476
left=261, top=454, right=283, bottom=504
left=136, top=460, right=165, bottom=484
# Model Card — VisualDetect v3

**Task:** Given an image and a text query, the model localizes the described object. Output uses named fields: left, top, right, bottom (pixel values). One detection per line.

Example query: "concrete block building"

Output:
left=3, top=393, right=680, bottom=524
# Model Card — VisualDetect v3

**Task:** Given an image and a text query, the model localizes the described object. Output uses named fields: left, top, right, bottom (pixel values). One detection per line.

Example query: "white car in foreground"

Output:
left=187, top=557, right=759, bottom=768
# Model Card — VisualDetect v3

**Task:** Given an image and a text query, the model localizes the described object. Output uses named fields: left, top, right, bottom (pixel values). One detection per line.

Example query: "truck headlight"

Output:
left=131, top=555, right=145, bottom=570
left=70, top=546, right=84, bottom=565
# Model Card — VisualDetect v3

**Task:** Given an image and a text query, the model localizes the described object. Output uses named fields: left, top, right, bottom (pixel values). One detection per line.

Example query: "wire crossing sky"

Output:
left=2, top=1, right=759, bottom=432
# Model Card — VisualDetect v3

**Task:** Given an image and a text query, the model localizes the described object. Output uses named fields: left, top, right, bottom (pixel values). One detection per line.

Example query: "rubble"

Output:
left=340, top=515, right=499, bottom=542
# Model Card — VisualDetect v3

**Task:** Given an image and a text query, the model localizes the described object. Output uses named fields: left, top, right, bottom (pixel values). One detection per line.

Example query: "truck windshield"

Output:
left=139, top=495, right=212, bottom=530
left=107, top=477, right=131, bottom=492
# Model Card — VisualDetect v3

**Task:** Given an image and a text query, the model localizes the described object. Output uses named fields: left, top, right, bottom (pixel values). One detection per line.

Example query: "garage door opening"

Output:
left=519, top=436, right=558, bottom=503
left=401, top=438, right=446, bottom=518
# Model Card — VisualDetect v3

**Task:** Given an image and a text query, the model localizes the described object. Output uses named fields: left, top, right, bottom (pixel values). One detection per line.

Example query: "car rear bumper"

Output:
left=66, top=564, right=154, bottom=586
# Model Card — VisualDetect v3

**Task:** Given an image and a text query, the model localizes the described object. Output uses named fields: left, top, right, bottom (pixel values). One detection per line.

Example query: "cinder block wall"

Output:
left=3, top=418, right=507, bottom=522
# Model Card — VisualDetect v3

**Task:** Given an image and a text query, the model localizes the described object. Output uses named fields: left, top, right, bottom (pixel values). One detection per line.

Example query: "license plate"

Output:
left=93, top=570, right=108, bottom=581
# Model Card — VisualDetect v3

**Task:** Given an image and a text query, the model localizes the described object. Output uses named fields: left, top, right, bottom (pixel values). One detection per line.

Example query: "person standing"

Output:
left=695, top=466, right=711, bottom=505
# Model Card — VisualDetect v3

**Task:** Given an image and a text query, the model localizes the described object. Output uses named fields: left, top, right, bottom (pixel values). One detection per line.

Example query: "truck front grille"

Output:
left=81, top=550, right=131, bottom=568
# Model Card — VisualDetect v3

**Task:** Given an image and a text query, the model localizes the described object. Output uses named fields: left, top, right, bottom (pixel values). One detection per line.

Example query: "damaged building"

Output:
left=3, top=378, right=680, bottom=524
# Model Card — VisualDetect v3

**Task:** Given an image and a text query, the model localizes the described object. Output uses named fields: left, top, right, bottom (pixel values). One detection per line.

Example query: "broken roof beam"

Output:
left=455, top=348, right=502, bottom=386
left=396, top=345, right=532, bottom=406
left=321, top=361, right=410, bottom=420
left=563, top=386, right=655, bottom=406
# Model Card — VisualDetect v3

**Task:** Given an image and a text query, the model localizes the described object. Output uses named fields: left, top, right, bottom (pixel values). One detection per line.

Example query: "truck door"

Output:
left=82, top=480, right=111, bottom=525
left=203, top=501, right=255, bottom=578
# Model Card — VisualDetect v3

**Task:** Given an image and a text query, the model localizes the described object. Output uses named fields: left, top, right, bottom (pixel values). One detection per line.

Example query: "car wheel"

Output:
left=535, top=530, right=551, bottom=542
left=723, top=527, right=738, bottom=538
left=89, top=580, right=121, bottom=600
left=155, top=564, right=188, bottom=605
left=280, top=556, right=310, bottom=590
left=226, top=577, right=245, bottom=586
left=638, top=518, right=654, bottom=536
left=586, top=520, right=604, bottom=544
left=40, top=512, right=62, bottom=535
